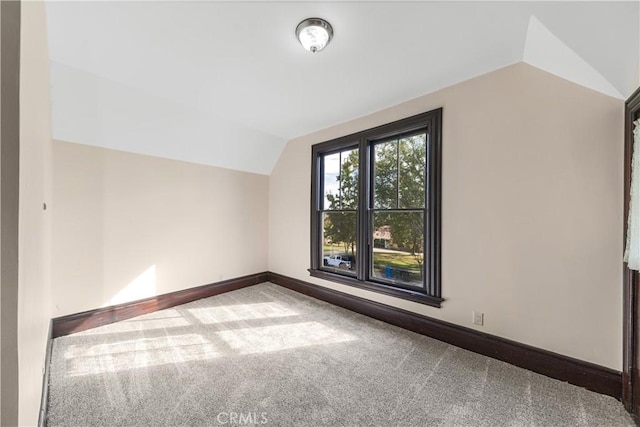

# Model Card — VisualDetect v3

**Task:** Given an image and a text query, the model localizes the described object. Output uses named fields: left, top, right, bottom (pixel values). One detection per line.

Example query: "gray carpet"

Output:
left=47, top=282, right=633, bottom=426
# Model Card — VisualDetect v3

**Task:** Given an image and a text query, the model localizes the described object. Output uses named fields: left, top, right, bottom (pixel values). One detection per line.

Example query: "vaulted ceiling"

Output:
left=46, top=1, right=639, bottom=175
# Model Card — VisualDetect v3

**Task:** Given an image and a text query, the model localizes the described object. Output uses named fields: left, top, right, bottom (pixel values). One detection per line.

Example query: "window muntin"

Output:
left=322, top=149, right=358, bottom=210
left=310, top=109, right=442, bottom=307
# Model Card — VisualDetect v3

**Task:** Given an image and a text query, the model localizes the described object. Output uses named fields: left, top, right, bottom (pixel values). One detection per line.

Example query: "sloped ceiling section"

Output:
left=45, top=1, right=638, bottom=175
left=50, top=62, right=285, bottom=175
left=523, top=16, right=623, bottom=99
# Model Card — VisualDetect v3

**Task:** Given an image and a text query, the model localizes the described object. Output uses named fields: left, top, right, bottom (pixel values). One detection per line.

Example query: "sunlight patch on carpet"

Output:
left=64, top=333, right=221, bottom=376
left=216, top=321, right=356, bottom=354
left=188, top=302, right=298, bottom=324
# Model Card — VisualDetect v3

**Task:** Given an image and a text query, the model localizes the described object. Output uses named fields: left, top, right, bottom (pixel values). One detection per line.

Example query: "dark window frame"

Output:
left=310, top=109, right=443, bottom=307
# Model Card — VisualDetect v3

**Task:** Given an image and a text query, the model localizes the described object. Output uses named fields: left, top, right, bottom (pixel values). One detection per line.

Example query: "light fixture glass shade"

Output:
left=296, top=18, right=333, bottom=53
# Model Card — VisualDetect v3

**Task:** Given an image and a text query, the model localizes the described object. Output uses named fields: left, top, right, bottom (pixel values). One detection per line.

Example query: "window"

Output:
left=310, top=109, right=443, bottom=307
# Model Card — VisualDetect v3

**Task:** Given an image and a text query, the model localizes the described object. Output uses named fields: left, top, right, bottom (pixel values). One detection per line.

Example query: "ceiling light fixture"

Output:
left=296, top=18, right=333, bottom=53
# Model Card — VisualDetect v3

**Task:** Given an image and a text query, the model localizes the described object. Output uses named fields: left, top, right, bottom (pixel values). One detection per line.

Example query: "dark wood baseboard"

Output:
left=45, top=270, right=622, bottom=409
left=38, top=320, right=53, bottom=427
left=41, top=272, right=267, bottom=426
left=266, top=271, right=622, bottom=400
left=51, top=272, right=267, bottom=338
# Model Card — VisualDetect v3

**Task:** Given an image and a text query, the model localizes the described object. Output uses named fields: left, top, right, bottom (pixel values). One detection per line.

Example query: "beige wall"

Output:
left=269, top=62, right=624, bottom=370
left=52, top=141, right=268, bottom=317
left=18, top=1, right=53, bottom=425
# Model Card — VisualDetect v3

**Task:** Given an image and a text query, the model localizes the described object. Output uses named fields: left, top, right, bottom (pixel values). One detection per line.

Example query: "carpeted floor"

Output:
left=47, top=282, right=634, bottom=426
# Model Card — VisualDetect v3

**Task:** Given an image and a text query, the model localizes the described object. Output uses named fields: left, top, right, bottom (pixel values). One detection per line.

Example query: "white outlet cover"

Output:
left=473, top=311, right=484, bottom=326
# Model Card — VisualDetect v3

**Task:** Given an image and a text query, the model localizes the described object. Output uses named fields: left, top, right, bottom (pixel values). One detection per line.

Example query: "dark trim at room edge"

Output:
left=40, top=270, right=622, bottom=426
left=40, top=272, right=268, bottom=426
left=623, top=85, right=640, bottom=426
left=51, top=272, right=268, bottom=338
left=38, top=321, right=53, bottom=427
left=268, top=272, right=622, bottom=400
left=309, top=268, right=444, bottom=307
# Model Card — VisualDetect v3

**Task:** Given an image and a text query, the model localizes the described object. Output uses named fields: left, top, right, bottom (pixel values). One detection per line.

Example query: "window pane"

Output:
left=322, top=212, right=357, bottom=274
left=323, top=149, right=359, bottom=210
left=373, top=141, right=398, bottom=209
left=311, top=109, right=441, bottom=303
left=340, top=149, right=359, bottom=209
left=371, top=211, right=424, bottom=287
left=323, top=153, right=340, bottom=210
left=399, top=134, right=426, bottom=209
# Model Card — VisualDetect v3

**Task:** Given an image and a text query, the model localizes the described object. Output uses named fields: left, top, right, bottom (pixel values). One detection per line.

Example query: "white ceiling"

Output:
left=45, top=1, right=639, bottom=175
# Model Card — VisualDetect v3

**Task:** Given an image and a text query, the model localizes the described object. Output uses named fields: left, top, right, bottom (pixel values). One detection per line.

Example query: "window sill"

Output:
left=308, top=269, right=443, bottom=308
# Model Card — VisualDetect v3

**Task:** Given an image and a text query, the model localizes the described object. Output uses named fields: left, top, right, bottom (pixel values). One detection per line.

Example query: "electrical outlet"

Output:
left=472, top=311, right=484, bottom=326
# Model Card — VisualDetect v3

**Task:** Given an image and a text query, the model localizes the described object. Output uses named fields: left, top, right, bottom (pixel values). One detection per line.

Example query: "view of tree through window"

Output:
left=310, top=109, right=442, bottom=306
left=371, top=134, right=426, bottom=287
left=321, top=148, right=358, bottom=275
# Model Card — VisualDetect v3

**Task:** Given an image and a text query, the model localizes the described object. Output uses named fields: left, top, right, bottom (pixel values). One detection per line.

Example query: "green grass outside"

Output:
left=324, top=244, right=421, bottom=271
left=373, top=252, right=421, bottom=271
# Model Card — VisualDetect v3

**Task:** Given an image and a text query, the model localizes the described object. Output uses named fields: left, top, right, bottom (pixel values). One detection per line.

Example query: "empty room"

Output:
left=3, top=0, right=640, bottom=426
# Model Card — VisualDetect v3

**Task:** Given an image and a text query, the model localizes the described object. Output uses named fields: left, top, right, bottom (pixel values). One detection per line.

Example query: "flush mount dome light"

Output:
left=296, top=18, right=333, bottom=53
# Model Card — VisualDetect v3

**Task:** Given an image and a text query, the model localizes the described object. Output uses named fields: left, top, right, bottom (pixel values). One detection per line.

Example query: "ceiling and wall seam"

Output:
left=44, top=1, right=639, bottom=175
